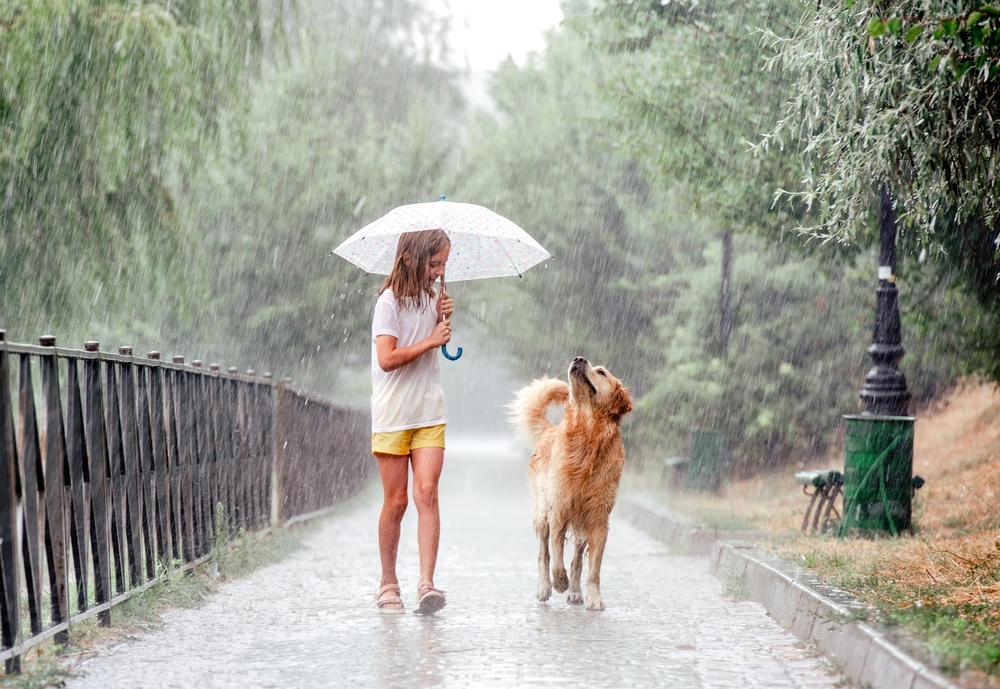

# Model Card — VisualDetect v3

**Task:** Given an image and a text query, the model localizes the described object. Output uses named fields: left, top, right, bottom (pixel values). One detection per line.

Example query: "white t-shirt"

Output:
left=370, top=289, right=448, bottom=433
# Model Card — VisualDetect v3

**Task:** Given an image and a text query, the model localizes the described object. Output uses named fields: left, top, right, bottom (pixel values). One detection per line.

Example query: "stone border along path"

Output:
left=64, top=451, right=845, bottom=689
left=618, top=496, right=964, bottom=689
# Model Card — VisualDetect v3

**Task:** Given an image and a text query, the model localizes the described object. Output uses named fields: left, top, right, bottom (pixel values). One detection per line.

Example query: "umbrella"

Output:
left=331, top=196, right=551, bottom=360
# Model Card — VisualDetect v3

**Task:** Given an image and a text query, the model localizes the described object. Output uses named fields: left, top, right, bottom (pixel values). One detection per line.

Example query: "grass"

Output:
left=771, top=533, right=1000, bottom=679
left=630, top=381, right=1000, bottom=686
left=722, top=570, right=750, bottom=601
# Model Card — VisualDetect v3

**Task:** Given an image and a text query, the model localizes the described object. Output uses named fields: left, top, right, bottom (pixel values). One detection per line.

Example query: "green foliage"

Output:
left=0, top=0, right=282, bottom=347
left=185, top=0, right=461, bottom=391
left=577, top=0, right=807, bottom=234
left=451, top=31, right=671, bottom=393
left=757, top=0, right=1000, bottom=385
left=452, top=21, right=949, bottom=470
left=758, top=0, right=1000, bottom=248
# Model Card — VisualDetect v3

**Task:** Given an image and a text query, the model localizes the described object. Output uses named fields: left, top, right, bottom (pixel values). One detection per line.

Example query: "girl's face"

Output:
left=425, top=245, right=450, bottom=288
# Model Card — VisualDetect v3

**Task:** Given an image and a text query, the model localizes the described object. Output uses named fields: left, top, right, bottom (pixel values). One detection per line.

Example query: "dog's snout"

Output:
left=573, top=356, right=585, bottom=363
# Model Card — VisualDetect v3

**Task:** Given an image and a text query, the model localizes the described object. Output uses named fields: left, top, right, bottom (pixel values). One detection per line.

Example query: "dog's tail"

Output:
left=508, top=377, right=569, bottom=443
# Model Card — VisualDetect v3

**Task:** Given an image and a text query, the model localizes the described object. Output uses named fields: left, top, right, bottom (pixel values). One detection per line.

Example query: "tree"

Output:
left=758, top=0, right=1000, bottom=381
left=451, top=6, right=958, bottom=471
left=0, top=0, right=285, bottom=345
left=759, top=0, right=1000, bottom=245
left=185, top=0, right=463, bottom=391
left=451, top=31, right=672, bottom=396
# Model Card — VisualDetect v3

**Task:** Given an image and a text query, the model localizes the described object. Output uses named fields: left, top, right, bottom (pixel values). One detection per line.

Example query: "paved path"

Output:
left=67, top=439, right=842, bottom=688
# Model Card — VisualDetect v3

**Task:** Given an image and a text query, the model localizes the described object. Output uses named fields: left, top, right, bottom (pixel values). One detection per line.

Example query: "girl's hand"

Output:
left=429, top=318, right=452, bottom=347
left=437, top=291, right=454, bottom=321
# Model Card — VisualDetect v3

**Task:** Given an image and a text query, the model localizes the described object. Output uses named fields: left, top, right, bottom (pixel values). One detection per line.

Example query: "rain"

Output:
left=2, top=0, right=1000, bottom=686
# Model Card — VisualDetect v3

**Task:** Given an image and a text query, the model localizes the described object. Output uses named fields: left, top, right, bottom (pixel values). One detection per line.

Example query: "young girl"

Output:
left=370, top=229, right=453, bottom=615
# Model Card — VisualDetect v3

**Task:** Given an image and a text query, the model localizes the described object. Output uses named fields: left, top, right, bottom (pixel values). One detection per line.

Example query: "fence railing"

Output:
left=0, top=331, right=373, bottom=671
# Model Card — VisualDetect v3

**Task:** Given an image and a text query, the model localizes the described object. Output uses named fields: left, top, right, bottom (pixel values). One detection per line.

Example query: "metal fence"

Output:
left=0, top=331, right=373, bottom=671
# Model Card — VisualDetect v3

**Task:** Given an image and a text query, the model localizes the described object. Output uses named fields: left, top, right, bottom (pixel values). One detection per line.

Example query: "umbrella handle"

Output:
left=441, top=344, right=463, bottom=361
left=437, top=269, right=461, bottom=360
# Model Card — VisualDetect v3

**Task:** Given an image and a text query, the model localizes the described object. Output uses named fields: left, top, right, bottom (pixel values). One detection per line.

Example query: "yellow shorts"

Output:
left=371, top=424, right=446, bottom=456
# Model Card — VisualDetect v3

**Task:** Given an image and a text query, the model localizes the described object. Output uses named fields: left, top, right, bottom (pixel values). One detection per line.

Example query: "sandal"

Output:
left=413, top=582, right=446, bottom=615
left=374, top=583, right=405, bottom=614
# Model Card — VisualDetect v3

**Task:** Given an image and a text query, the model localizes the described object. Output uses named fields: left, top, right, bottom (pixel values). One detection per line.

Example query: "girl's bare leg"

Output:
left=376, top=453, right=410, bottom=587
left=409, top=447, right=444, bottom=586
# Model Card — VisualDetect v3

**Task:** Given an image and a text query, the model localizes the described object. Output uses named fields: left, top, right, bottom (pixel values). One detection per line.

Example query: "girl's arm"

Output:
left=376, top=319, right=451, bottom=372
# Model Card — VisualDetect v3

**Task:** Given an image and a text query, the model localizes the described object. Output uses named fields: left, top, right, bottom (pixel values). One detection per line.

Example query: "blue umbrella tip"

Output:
left=440, top=195, right=447, bottom=202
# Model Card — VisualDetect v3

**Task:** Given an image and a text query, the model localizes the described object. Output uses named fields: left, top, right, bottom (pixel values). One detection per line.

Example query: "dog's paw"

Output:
left=536, top=582, right=552, bottom=602
left=567, top=591, right=584, bottom=605
left=586, top=596, right=605, bottom=611
left=552, top=569, right=569, bottom=593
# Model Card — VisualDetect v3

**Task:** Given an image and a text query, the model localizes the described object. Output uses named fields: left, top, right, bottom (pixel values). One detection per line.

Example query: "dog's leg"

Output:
left=567, top=538, right=585, bottom=605
left=550, top=522, right=569, bottom=593
left=536, top=521, right=552, bottom=602
left=585, top=526, right=609, bottom=611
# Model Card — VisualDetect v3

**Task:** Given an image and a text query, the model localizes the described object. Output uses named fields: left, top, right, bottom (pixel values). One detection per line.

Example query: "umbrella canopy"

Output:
left=331, top=199, right=551, bottom=281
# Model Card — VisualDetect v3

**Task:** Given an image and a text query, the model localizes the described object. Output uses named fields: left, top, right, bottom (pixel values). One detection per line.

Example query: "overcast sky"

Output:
left=430, top=0, right=564, bottom=71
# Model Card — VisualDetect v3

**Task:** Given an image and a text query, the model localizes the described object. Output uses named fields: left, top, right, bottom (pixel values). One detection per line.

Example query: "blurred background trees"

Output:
left=0, top=0, right=991, bottom=473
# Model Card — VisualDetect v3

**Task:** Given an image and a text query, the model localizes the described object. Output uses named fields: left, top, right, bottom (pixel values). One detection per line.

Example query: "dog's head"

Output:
left=567, top=357, right=633, bottom=423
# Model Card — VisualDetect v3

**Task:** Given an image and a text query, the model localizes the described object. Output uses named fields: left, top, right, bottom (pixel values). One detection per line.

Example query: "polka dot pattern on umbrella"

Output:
left=332, top=201, right=551, bottom=281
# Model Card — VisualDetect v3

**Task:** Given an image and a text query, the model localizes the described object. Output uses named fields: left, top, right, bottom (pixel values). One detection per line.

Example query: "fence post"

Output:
left=65, top=358, right=91, bottom=613
left=163, top=363, right=183, bottom=562
left=207, top=364, right=223, bottom=540
left=262, top=373, right=275, bottom=526
left=117, top=347, right=145, bottom=586
left=0, top=331, right=22, bottom=672
left=104, top=358, right=128, bottom=594
left=246, top=371, right=261, bottom=529
left=84, top=342, right=112, bottom=627
left=190, top=361, right=210, bottom=556
left=146, top=353, right=172, bottom=568
left=135, top=360, right=158, bottom=576
left=175, top=357, right=198, bottom=562
left=19, top=353, right=44, bottom=634
left=39, top=336, right=69, bottom=645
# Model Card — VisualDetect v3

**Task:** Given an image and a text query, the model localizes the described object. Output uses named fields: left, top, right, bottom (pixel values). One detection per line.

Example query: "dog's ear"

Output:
left=609, top=384, right=633, bottom=421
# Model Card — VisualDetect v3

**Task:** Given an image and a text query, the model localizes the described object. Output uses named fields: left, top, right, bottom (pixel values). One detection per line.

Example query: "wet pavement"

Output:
left=67, top=438, right=843, bottom=688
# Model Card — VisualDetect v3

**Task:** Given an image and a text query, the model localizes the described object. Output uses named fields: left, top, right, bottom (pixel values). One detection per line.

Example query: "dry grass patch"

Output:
left=631, top=381, right=1000, bottom=682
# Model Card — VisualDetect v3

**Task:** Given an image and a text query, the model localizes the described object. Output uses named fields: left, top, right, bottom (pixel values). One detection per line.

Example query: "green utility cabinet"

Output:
left=839, top=414, right=915, bottom=536
left=684, top=428, right=727, bottom=493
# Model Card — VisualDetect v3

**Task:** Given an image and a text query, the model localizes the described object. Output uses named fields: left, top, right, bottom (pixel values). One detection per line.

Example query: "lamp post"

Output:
left=839, top=186, right=920, bottom=537
left=859, top=186, right=911, bottom=416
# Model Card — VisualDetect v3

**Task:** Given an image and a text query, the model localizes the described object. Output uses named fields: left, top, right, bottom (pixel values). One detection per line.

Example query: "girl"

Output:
left=370, top=229, right=453, bottom=615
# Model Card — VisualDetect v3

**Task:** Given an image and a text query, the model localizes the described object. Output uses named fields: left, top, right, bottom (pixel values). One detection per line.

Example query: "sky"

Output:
left=431, top=0, right=564, bottom=71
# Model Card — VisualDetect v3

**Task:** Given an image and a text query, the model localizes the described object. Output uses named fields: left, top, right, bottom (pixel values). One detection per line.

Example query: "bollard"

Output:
left=173, top=356, right=185, bottom=365
left=85, top=341, right=99, bottom=352
left=119, top=346, right=132, bottom=356
left=839, top=414, right=920, bottom=536
left=147, top=352, right=160, bottom=360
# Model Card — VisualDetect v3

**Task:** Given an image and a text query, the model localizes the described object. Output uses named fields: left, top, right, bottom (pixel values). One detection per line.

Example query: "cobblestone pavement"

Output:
left=67, top=439, right=843, bottom=688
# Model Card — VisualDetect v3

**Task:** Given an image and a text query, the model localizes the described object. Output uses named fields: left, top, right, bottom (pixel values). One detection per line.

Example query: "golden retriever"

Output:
left=509, top=357, right=633, bottom=611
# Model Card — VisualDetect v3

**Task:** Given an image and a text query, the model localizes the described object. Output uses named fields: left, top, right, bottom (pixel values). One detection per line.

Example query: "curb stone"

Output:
left=614, top=497, right=762, bottom=556
left=618, top=497, right=964, bottom=689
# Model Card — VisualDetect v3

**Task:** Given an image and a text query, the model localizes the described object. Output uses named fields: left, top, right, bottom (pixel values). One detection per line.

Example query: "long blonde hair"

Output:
left=378, top=229, right=450, bottom=309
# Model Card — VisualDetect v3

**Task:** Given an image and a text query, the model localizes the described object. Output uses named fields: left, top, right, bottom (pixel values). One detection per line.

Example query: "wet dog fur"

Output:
left=509, top=357, right=633, bottom=611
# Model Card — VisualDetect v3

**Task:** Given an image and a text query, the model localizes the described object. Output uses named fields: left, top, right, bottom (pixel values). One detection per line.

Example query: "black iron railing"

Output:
left=0, top=331, right=372, bottom=671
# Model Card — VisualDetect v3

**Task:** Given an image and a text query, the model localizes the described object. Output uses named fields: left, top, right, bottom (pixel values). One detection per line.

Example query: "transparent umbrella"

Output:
left=331, top=196, right=551, bottom=360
